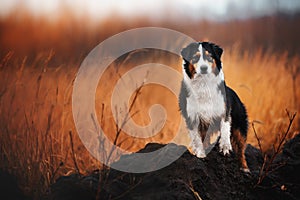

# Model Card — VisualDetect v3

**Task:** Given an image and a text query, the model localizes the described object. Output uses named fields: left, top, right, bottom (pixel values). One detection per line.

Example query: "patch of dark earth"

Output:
left=40, top=133, right=300, bottom=200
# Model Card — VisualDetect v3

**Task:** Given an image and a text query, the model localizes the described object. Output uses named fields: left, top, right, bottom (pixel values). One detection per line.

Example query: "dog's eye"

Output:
left=207, top=56, right=213, bottom=62
left=191, top=55, right=200, bottom=63
left=204, top=51, right=213, bottom=62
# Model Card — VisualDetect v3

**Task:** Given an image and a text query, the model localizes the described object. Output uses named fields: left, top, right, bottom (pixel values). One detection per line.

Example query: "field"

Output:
left=0, top=11, right=300, bottom=199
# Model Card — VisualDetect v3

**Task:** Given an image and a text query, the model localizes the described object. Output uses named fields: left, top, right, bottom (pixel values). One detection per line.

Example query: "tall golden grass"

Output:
left=0, top=12, right=299, bottom=198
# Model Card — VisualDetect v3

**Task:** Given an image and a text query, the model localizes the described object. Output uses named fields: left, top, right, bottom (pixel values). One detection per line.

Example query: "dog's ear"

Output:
left=181, top=42, right=199, bottom=61
left=201, top=42, right=223, bottom=60
left=212, top=43, right=223, bottom=59
left=181, top=46, right=189, bottom=62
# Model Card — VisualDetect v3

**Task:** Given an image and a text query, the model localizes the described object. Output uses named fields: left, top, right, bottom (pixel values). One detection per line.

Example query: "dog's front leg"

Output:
left=190, top=128, right=206, bottom=158
left=219, top=118, right=232, bottom=155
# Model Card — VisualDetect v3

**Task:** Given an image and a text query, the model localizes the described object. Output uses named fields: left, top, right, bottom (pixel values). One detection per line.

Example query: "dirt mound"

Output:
left=0, top=171, right=28, bottom=200
left=45, top=134, right=300, bottom=200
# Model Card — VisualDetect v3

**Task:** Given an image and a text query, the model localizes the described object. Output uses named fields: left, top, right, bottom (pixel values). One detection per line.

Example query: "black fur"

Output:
left=225, top=86, right=248, bottom=137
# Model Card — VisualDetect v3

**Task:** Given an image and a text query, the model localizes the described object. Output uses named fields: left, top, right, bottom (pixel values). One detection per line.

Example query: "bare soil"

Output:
left=40, top=133, right=300, bottom=200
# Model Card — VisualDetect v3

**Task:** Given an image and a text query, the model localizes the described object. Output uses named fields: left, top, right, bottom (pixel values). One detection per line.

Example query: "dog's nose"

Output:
left=200, top=65, right=208, bottom=73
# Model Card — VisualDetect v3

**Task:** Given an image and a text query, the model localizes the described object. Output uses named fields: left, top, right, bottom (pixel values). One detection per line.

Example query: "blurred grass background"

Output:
left=0, top=5, right=300, bottom=199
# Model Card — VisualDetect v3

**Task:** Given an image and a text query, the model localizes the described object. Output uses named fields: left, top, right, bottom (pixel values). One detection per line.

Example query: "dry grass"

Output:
left=223, top=45, right=300, bottom=150
left=0, top=12, right=299, bottom=199
left=0, top=51, right=95, bottom=197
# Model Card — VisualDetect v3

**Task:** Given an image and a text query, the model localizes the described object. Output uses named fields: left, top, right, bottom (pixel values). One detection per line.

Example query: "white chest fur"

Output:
left=184, top=73, right=226, bottom=123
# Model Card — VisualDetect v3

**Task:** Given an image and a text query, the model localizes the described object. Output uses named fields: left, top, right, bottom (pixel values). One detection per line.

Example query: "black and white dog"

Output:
left=179, top=42, right=249, bottom=172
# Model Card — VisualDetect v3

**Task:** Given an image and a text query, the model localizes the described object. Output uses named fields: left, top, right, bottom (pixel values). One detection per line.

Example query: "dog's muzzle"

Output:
left=200, top=65, right=208, bottom=74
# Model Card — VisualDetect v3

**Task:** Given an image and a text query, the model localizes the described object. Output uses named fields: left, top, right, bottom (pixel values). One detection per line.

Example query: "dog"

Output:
left=179, top=41, right=249, bottom=172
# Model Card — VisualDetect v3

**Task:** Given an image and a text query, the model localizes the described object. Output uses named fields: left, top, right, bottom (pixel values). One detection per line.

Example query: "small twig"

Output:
left=69, top=131, right=81, bottom=175
left=188, top=181, right=202, bottom=200
left=50, top=161, right=64, bottom=184
left=266, top=161, right=287, bottom=175
left=252, top=121, right=263, bottom=153
left=106, top=83, right=144, bottom=164
left=96, top=103, right=108, bottom=200
left=256, top=110, right=296, bottom=185
left=96, top=168, right=110, bottom=200
left=256, top=154, right=267, bottom=185
left=96, top=73, right=146, bottom=199
left=268, top=110, right=296, bottom=167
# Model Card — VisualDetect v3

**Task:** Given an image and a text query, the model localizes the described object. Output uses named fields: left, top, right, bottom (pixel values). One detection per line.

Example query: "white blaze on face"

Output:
left=195, top=44, right=213, bottom=74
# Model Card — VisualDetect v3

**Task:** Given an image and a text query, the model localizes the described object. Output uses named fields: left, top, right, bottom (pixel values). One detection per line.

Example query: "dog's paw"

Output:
left=219, top=138, right=232, bottom=156
left=240, top=167, right=251, bottom=174
left=191, top=146, right=206, bottom=158
left=195, top=149, right=206, bottom=158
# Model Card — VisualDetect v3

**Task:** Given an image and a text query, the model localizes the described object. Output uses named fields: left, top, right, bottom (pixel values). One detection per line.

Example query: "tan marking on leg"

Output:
left=231, top=129, right=249, bottom=171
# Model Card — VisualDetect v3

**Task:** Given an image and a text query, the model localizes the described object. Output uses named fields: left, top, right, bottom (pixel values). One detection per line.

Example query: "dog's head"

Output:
left=181, top=42, right=223, bottom=79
